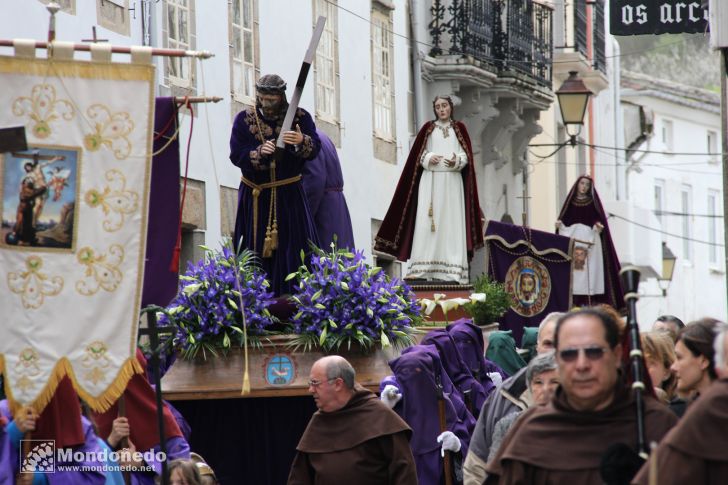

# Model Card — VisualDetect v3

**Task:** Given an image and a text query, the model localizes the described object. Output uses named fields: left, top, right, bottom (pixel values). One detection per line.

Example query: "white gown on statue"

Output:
left=557, top=221, right=604, bottom=295
left=406, top=120, right=469, bottom=283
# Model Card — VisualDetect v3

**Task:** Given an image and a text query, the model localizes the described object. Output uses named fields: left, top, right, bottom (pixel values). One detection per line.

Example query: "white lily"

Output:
left=439, top=297, right=470, bottom=314
left=419, top=298, right=438, bottom=316
left=469, top=292, right=486, bottom=303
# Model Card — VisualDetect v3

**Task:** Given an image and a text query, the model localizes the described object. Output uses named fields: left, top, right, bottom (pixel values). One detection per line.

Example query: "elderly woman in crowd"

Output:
left=672, top=319, right=720, bottom=405
left=486, top=351, right=559, bottom=463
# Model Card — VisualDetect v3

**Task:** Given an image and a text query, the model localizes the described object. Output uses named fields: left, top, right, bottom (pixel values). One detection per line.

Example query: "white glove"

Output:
left=380, top=384, right=402, bottom=409
left=487, top=371, right=503, bottom=387
left=437, top=431, right=461, bottom=457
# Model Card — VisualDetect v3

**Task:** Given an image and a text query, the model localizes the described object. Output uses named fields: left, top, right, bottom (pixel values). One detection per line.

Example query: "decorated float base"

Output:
left=161, top=335, right=401, bottom=400
left=161, top=324, right=498, bottom=400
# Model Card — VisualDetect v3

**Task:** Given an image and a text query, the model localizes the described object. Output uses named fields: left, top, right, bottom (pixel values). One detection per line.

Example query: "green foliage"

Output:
left=464, top=275, right=511, bottom=325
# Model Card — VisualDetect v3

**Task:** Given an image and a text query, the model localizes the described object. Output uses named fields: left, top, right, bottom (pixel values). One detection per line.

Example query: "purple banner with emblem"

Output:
left=485, top=221, right=574, bottom=344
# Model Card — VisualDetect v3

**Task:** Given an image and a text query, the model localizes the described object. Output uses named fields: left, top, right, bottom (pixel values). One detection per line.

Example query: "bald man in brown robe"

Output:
left=288, top=356, right=417, bottom=485
left=485, top=309, right=677, bottom=484
left=633, top=327, right=728, bottom=485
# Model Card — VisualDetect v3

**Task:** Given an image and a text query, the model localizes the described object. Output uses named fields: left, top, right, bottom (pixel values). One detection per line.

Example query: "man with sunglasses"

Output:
left=288, top=355, right=417, bottom=484
left=484, top=308, right=677, bottom=484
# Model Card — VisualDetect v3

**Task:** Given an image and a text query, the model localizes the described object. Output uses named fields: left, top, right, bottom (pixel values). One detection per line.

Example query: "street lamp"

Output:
left=657, top=242, right=677, bottom=296
left=529, top=71, right=593, bottom=152
left=555, top=71, right=593, bottom=146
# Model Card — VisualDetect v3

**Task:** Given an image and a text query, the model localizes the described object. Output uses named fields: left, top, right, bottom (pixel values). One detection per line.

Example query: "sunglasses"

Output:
left=558, top=346, right=608, bottom=362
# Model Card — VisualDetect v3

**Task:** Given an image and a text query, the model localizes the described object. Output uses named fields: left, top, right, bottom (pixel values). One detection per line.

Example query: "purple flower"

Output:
left=159, top=247, right=276, bottom=358
left=288, top=247, right=420, bottom=350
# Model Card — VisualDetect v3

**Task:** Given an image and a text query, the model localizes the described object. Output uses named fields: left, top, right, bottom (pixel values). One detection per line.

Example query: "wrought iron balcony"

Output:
left=428, top=0, right=553, bottom=87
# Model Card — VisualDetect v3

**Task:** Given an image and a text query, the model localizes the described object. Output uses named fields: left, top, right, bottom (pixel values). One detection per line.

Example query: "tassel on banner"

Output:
left=270, top=222, right=279, bottom=251
left=262, top=228, right=273, bottom=258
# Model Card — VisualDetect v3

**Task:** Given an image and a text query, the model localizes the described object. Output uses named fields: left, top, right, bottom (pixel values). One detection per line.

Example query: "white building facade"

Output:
left=1, top=0, right=561, bottom=281
left=612, top=71, right=726, bottom=326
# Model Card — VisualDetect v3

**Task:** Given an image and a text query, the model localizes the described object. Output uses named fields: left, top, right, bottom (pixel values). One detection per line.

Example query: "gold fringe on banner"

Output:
left=1, top=355, right=144, bottom=416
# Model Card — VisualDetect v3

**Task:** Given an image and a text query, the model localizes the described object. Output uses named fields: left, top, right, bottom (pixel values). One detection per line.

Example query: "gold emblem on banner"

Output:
left=83, top=104, right=134, bottom=160
left=12, top=83, right=75, bottom=139
left=7, top=256, right=64, bottom=309
left=84, top=169, right=139, bottom=232
left=75, top=244, right=124, bottom=295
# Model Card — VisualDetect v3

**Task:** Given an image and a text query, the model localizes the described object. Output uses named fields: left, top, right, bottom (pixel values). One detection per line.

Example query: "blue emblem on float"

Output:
left=264, top=354, right=296, bottom=386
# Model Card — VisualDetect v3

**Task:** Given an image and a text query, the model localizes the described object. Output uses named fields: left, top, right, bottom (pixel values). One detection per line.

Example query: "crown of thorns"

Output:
left=256, top=74, right=287, bottom=93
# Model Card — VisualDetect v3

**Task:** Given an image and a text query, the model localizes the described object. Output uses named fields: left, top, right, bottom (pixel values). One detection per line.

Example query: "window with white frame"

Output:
left=654, top=179, right=664, bottom=225
left=314, top=0, right=339, bottom=123
left=681, top=186, right=691, bottom=260
left=708, top=190, right=718, bottom=264
left=166, top=0, right=193, bottom=87
left=662, top=119, right=673, bottom=152
left=707, top=130, right=718, bottom=163
left=231, top=0, right=257, bottom=104
left=372, top=7, right=394, bottom=140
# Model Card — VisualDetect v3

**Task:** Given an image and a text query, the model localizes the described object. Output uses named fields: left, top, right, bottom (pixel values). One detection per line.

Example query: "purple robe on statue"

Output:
left=386, top=346, right=475, bottom=485
left=557, top=175, right=625, bottom=312
left=301, top=129, right=355, bottom=250
left=446, top=318, right=499, bottom=394
left=230, top=106, right=320, bottom=296
left=421, top=329, right=489, bottom=415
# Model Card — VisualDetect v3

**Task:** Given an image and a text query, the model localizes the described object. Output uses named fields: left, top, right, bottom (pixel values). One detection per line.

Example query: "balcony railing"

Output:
left=428, top=0, right=553, bottom=87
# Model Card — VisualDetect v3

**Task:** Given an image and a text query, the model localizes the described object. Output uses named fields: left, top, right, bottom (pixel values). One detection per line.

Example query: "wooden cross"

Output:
left=81, top=26, right=108, bottom=44
left=515, top=182, right=531, bottom=227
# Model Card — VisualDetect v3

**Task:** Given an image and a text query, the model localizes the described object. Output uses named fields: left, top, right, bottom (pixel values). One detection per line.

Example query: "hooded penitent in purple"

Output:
left=1, top=399, right=107, bottom=485
left=446, top=318, right=500, bottom=394
left=421, top=329, right=488, bottom=415
left=388, top=347, right=475, bottom=485
left=301, top=129, right=355, bottom=250
left=557, top=174, right=625, bottom=311
left=0, top=410, right=14, bottom=485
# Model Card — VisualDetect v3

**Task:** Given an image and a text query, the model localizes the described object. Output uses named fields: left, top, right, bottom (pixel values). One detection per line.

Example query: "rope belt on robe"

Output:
left=241, top=174, right=302, bottom=258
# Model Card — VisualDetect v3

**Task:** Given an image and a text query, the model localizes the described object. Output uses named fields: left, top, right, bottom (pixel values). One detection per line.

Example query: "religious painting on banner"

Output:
left=0, top=54, right=154, bottom=415
left=485, top=221, right=574, bottom=343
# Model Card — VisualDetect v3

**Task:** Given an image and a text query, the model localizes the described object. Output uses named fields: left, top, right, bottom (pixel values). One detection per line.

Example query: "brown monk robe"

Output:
left=633, top=378, right=728, bottom=485
left=288, top=385, right=417, bottom=485
left=485, top=382, right=677, bottom=484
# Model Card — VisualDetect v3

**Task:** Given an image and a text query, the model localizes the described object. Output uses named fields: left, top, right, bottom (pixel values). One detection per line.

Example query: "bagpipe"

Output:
left=600, top=266, right=650, bottom=485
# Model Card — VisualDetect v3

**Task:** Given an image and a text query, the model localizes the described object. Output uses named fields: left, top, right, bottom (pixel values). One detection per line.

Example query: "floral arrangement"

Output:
left=286, top=245, right=420, bottom=352
left=463, top=274, right=511, bottom=325
left=158, top=246, right=277, bottom=359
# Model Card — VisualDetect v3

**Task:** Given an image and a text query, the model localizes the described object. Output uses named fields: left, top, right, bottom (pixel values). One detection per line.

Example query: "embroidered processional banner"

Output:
left=0, top=55, right=154, bottom=413
left=485, top=221, right=574, bottom=344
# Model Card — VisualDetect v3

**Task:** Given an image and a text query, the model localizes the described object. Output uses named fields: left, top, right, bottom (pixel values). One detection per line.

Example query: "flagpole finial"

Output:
left=47, top=2, right=61, bottom=43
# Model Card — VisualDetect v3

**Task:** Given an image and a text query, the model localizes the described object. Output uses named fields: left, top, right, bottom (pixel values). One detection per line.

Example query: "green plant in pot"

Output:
left=463, top=274, right=510, bottom=326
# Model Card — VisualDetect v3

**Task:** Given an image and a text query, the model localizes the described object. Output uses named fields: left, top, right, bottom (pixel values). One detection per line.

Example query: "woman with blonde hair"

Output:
left=641, top=331, right=685, bottom=415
